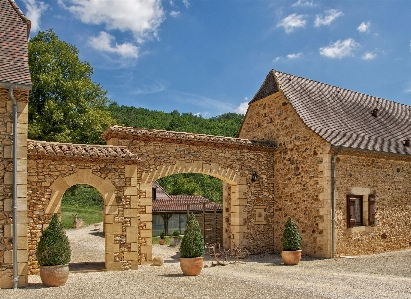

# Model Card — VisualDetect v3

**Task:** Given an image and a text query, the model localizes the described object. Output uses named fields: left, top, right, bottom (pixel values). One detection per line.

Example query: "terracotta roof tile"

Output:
left=27, top=140, right=141, bottom=162
left=102, top=126, right=276, bottom=149
left=0, top=0, right=31, bottom=87
left=153, top=195, right=222, bottom=212
left=251, top=70, right=411, bottom=156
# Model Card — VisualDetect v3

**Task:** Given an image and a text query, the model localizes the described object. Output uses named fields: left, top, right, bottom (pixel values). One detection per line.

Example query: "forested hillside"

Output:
left=108, top=103, right=244, bottom=137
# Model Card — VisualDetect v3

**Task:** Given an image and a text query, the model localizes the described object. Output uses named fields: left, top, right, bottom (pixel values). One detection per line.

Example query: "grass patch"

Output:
left=61, top=204, right=103, bottom=230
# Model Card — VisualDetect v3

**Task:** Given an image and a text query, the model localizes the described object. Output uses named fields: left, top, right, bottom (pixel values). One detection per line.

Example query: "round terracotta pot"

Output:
left=179, top=257, right=204, bottom=276
left=39, top=264, right=69, bottom=287
left=159, top=238, right=165, bottom=245
left=281, top=250, right=302, bottom=265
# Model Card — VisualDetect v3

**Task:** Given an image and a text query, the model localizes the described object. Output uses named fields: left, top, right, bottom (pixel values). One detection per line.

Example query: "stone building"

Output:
left=238, top=70, right=411, bottom=258
left=0, top=0, right=31, bottom=288
left=1, top=0, right=411, bottom=289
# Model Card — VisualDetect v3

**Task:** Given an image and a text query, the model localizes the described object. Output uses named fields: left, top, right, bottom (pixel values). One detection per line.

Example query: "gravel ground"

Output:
left=2, top=223, right=410, bottom=299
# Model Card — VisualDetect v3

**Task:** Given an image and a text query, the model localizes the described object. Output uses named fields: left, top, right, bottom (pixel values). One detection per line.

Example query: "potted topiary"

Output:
left=159, top=230, right=166, bottom=245
left=179, top=213, right=204, bottom=275
left=281, top=217, right=302, bottom=265
left=169, top=229, right=181, bottom=247
left=36, top=214, right=71, bottom=286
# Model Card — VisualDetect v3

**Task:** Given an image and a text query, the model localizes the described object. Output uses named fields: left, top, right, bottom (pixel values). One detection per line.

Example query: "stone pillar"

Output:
left=0, top=89, right=29, bottom=288
left=229, top=181, right=248, bottom=249
left=138, top=182, right=152, bottom=263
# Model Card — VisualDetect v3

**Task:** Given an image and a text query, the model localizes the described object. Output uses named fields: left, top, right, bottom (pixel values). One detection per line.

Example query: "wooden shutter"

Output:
left=347, top=196, right=356, bottom=228
left=368, top=194, right=376, bottom=225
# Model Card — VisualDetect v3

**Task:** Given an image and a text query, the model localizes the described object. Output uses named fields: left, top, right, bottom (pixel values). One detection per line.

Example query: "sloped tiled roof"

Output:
left=102, top=126, right=276, bottom=149
left=153, top=195, right=222, bottom=212
left=152, top=181, right=172, bottom=200
left=0, top=0, right=32, bottom=87
left=251, top=70, right=411, bottom=155
left=27, top=140, right=141, bottom=162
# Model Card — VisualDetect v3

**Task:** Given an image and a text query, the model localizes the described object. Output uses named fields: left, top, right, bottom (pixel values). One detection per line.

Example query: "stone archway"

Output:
left=26, top=140, right=141, bottom=274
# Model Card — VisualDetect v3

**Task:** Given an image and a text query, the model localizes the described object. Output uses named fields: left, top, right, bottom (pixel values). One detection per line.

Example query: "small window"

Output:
left=347, top=195, right=363, bottom=227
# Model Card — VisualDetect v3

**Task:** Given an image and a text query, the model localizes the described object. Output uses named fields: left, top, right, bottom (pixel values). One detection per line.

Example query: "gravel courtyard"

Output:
left=2, top=224, right=410, bottom=299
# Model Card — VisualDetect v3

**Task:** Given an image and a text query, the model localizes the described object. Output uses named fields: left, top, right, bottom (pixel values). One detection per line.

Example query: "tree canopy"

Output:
left=28, top=29, right=116, bottom=144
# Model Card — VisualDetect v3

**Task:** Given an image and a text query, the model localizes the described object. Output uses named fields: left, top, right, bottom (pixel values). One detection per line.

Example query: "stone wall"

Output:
left=103, top=127, right=276, bottom=254
left=0, top=87, right=29, bottom=288
left=239, top=91, right=333, bottom=257
left=26, top=144, right=140, bottom=274
left=334, top=149, right=411, bottom=256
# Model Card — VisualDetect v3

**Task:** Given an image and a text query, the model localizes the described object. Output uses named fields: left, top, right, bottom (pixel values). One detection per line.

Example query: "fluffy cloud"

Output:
left=235, top=101, right=249, bottom=115
left=22, top=0, right=48, bottom=32
left=287, top=53, right=302, bottom=59
left=89, top=32, right=139, bottom=58
left=357, top=21, right=371, bottom=33
left=60, top=0, right=165, bottom=42
left=292, top=0, right=315, bottom=7
left=170, top=11, right=180, bottom=17
left=278, top=14, right=306, bottom=33
left=314, top=9, right=343, bottom=27
left=362, top=52, right=376, bottom=60
left=320, top=39, right=359, bottom=59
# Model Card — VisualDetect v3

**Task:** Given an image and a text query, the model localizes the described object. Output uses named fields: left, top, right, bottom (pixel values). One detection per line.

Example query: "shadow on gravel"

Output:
left=69, top=262, right=105, bottom=272
left=159, top=273, right=184, bottom=278
left=89, top=230, right=104, bottom=238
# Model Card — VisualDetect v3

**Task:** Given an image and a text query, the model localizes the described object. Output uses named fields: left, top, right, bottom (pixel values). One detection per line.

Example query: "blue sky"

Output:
left=16, top=0, right=411, bottom=117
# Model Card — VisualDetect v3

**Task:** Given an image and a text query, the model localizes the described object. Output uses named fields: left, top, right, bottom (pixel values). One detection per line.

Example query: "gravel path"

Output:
left=2, top=223, right=410, bottom=298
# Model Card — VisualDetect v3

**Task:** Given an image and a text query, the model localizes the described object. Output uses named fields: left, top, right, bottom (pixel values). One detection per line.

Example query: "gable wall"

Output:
left=334, top=149, right=411, bottom=256
left=239, top=91, right=333, bottom=257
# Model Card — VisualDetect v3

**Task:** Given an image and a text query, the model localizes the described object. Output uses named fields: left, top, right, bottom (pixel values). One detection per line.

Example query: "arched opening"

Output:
left=152, top=173, right=224, bottom=245
left=61, top=184, right=105, bottom=271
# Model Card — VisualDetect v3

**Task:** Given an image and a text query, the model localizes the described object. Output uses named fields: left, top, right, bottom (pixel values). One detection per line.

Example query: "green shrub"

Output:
left=282, top=217, right=302, bottom=251
left=172, top=229, right=180, bottom=237
left=36, top=214, right=71, bottom=266
left=180, top=213, right=204, bottom=258
left=159, top=230, right=165, bottom=239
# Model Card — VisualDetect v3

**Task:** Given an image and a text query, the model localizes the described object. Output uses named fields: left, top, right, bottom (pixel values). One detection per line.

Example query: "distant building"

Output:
left=152, top=181, right=222, bottom=242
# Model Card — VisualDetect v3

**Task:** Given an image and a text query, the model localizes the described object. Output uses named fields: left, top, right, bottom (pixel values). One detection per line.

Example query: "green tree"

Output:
left=28, top=29, right=116, bottom=144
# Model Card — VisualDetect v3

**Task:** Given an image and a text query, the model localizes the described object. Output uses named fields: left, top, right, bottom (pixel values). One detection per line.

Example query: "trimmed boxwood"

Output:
left=180, top=213, right=204, bottom=258
left=282, top=217, right=302, bottom=251
left=36, top=214, right=71, bottom=266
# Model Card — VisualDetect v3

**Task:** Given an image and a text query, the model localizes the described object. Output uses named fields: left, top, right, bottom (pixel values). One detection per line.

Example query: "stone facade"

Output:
left=239, top=91, right=333, bottom=257
left=103, top=127, right=276, bottom=254
left=334, top=149, right=411, bottom=256
left=26, top=141, right=141, bottom=274
left=0, top=87, right=29, bottom=288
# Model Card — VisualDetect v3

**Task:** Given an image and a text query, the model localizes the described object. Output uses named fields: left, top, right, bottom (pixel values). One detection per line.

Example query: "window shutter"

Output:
left=347, top=196, right=356, bottom=228
left=368, top=194, right=376, bottom=225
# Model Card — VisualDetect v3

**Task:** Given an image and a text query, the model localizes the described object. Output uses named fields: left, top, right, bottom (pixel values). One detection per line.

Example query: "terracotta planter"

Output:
left=179, top=257, right=204, bottom=276
left=159, top=238, right=165, bottom=245
left=281, top=250, right=302, bottom=265
left=40, top=264, right=69, bottom=287
left=169, top=237, right=181, bottom=247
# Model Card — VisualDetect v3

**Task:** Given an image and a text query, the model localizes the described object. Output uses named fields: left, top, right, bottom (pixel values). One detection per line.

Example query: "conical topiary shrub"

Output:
left=281, top=217, right=302, bottom=265
left=282, top=217, right=301, bottom=251
left=36, top=214, right=71, bottom=266
left=180, top=213, right=204, bottom=258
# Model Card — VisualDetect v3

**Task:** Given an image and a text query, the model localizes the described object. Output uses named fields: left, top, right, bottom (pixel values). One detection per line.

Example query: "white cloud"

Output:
left=170, top=11, right=180, bottom=17
left=22, top=0, right=48, bottom=32
left=60, top=0, right=165, bottom=43
left=319, top=39, right=359, bottom=59
left=89, top=32, right=139, bottom=58
left=182, top=0, right=190, bottom=8
left=235, top=101, right=249, bottom=115
left=357, top=21, right=371, bottom=33
left=292, top=0, right=315, bottom=7
left=287, top=53, right=302, bottom=59
left=314, top=9, right=343, bottom=27
left=362, top=52, right=376, bottom=60
left=273, top=57, right=281, bottom=62
left=278, top=14, right=306, bottom=33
